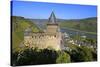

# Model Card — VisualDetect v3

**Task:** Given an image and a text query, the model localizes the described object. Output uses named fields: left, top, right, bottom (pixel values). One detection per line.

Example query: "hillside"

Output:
left=30, top=17, right=97, bottom=34
left=60, top=17, right=97, bottom=34
left=12, top=16, right=40, bottom=51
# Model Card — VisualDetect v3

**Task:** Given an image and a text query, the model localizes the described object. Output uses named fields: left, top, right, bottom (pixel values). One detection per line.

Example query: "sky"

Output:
left=11, top=1, right=97, bottom=19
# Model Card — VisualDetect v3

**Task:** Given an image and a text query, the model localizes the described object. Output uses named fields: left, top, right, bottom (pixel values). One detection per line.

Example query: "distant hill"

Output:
left=59, top=17, right=97, bottom=33
left=12, top=16, right=40, bottom=51
left=30, top=17, right=97, bottom=34
left=30, top=19, right=67, bottom=29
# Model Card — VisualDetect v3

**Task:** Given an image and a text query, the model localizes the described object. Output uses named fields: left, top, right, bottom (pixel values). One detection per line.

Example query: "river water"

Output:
left=60, top=28, right=97, bottom=39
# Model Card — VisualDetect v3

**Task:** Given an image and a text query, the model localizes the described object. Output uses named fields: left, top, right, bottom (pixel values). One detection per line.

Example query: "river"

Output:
left=60, top=28, right=97, bottom=39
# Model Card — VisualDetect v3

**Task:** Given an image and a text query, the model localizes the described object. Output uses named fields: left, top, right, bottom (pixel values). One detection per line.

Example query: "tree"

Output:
left=69, top=46, right=94, bottom=62
left=12, top=48, right=58, bottom=66
left=56, top=51, right=70, bottom=63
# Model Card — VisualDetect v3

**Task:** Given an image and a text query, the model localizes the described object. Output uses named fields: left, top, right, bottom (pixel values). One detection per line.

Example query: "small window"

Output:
left=54, top=35, right=56, bottom=37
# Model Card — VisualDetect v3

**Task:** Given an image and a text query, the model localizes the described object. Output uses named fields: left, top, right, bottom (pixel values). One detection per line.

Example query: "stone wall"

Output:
left=24, top=32, right=61, bottom=50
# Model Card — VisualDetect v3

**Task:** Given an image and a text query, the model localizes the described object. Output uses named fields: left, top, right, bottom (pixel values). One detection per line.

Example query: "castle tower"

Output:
left=24, top=11, right=62, bottom=50
left=46, top=11, right=61, bottom=50
left=46, top=11, right=59, bottom=33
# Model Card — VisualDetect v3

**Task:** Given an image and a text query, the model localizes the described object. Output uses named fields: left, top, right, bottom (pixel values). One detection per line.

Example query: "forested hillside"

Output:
left=60, top=17, right=97, bottom=33
left=12, top=16, right=40, bottom=51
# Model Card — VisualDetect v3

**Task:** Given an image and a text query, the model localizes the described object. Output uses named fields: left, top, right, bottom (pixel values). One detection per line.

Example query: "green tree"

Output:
left=70, top=46, right=94, bottom=62
left=56, top=51, right=70, bottom=63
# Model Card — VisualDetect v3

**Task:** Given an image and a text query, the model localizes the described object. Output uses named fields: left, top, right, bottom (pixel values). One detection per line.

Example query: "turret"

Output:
left=48, top=11, right=56, bottom=24
left=46, top=11, right=59, bottom=33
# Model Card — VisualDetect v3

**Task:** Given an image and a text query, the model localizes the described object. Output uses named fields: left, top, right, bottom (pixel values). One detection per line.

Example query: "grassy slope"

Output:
left=12, top=16, right=40, bottom=51
left=60, top=17, right=97, bottom=34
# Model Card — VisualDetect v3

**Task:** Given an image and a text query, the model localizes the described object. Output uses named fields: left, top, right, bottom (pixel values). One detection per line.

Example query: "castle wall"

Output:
left=24, top=32, right=61, bottom=50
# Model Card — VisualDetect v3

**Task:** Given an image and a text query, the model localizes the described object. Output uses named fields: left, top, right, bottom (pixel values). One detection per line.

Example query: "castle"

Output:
left=24, top=12, right=62, bottom=50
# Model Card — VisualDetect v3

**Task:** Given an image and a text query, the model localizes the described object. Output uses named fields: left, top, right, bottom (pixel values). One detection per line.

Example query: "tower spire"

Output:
left=48, top=11, right=56, bottom=24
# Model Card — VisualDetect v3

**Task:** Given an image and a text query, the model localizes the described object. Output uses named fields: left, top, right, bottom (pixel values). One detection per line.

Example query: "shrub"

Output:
left=56, top=51, right=70, bottom=63
left=69, top=46, right=95, bottom=62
